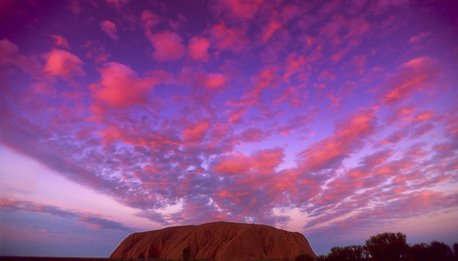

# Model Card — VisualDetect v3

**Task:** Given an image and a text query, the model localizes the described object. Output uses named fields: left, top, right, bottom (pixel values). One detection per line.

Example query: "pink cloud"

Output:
left=216, top=0, right=263, bottom=19
left=373, top=0, right=409, bottom=14
left=140, top=10, right=159, bottom=35
left=261, top=21, right=282, bottom=43
left=105, top=0, right=128, bottom=11
left=251, top=148, right=284, bottom=174
left=318, top=70, right=335, bottom=81
left=188, top=37, right=210, bottom=61
left=239, top=128, right=266, bottom=143
left=413, top=110, right=435, bottom=123
left=382, top=56, right=440, bottom=104
left=140, top=10, right=183, bottom=61
left=0, top=39, right=20, bottom=62
left=245, top=67, right=277, bottom=100
left=320, top=15, right=346, bottom=47
left=308, top=190, right=458, bottom=239
left=182, top=121, right=209, bottom=143
left=51, top=35, right=70, bottom=49
left=213, top=148, right=284, bottom=175
left=350, top=54, right=367, bottom=75
left=84, top=40, right=111, bottom=64
left=409, top=31, right=431, bottom=44
left=275, top=113, right=314, bottom=136
left=181, top=69, right=226, bottom=91
left=0, top=39, right=39, bottom=73
left=150, top=31, right=184, bottom=61
left=100, top=20, right=118, bottom=40
left=43, top=49, right=84, bottom=78
left=203, top=73, right=226, bottom=89
left=386, top=105, right=435, bottom=126
left=298, top=111, right=376, bottom=172
left=92, top=62, right=163, bottom=108
left=98, top=125, right=123, bottom=144
left=379, top=130, right=406, bottom=145
left=211, top=22, right=246, bottom=52
left=307, top=146, right=456, bottom=229
left=272, top=87, right=295, bottom=105
left=378, top=190, right=457, bottom=219
left=444, top=113, right=458, bottom=135
left=395, top=106, right=415, bottom=118
left=410, top=123, right=434, bottom=138
left=228, top=108, right=247, bottom=123
left=315, top=177, right=363, bottom=206
left=224, top=68, right=278, bottom=124
left=283, top=53, right=307, bottom=81
left=344, top=18, right=370, bottom=46
left=213, top=153, right=250, bottom=175
left=362, top=150, right=392, bottom=166
left=319, top=16, right=369, bottom=62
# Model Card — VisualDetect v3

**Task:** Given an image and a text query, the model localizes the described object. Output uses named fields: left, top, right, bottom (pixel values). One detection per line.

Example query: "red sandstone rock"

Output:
left=111, top=221, right=316, bottom=261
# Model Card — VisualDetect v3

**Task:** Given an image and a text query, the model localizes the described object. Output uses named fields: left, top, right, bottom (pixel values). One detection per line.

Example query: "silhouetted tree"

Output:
left=409, top=243, right=432, bottom=261
left=324, top=245, right=368, bottom=261
left=318, top=234, right=457, bottom=261
left=182, top=246, right=191, bottom=261
left=408, top=241, right=454, bottom=261
left=454, top=243, right=458, bottom=261
left=295, top=253, right=316, bottom=261
left=365, top=232, right=409, bottom=261
left=429, top=241, right=454, bottom=261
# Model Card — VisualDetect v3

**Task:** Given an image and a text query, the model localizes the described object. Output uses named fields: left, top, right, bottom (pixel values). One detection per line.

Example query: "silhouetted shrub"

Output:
left=295, top=253, right=316, bottom=261
left=365, top=232, right=408, bottom=261
left=316, top=255, right=327, bottom=261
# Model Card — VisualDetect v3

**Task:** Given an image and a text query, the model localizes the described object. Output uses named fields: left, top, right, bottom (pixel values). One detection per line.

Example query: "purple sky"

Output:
left=1, top=0, right=458, bottom=257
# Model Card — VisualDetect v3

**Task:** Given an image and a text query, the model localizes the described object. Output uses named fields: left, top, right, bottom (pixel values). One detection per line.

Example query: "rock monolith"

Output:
left=111, top=221, right=316, bottom=261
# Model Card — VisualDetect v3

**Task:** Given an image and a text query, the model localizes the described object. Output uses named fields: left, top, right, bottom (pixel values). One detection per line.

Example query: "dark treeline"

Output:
left=298, top=232, right=457, bottom=261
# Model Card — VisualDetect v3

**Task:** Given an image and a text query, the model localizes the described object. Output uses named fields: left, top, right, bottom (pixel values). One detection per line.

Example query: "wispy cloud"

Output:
left=0, top=199, right=134, bottom=232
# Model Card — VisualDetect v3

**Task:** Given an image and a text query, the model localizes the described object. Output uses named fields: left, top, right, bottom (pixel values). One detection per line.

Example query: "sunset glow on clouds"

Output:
left=1, top=0, right=458, bottom=257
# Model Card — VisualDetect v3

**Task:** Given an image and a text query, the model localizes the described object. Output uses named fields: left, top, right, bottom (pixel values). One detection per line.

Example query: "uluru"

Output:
left=111, top=221, right=316, bottom=261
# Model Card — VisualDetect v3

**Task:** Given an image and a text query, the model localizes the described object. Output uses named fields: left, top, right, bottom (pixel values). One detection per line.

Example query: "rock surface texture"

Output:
left=111, top=221, right=316, bottom=261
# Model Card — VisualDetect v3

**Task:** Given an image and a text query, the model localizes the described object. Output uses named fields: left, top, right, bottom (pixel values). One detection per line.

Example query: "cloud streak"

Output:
left=0, top=199, right=134, bottom=232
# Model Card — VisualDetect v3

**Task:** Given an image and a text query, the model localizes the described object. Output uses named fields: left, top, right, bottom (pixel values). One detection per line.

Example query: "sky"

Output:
left=0, top=0, right=458, bottom=257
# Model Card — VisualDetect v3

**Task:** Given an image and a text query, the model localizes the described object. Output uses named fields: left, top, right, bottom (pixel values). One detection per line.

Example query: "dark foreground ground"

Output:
left=0, top=257, right=292, bottom=261
left=0, top=256, right=119, bottom=261
left=0, top=258, right=213, bottom=261
left=0, top=256, right=177, bottom=261
left=0, top=256, right=166, bottom=261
